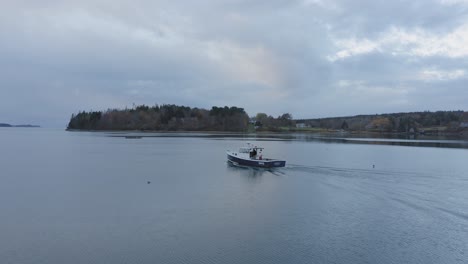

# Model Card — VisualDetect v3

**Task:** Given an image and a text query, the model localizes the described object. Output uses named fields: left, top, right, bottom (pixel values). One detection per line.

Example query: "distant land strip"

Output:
left=295, top=110, right=468, bottom=136
left=0, top=123, right=40, bottom=128
left=67, top=104, right=468, bottom=136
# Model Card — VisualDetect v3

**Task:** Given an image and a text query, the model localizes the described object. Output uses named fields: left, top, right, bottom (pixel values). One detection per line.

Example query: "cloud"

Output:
left=329, top=24, right=468, bottom=61
left=335, top=80, right=410, bottom=105
left=439, top=0, right=468, bottom=5
left=1, top=0, right=468, bottom=126
left=418, top=68, right=466, bottom=81
left=328, top=38, right=380, bottom=61
left=204, top=40, right=284, bottom=88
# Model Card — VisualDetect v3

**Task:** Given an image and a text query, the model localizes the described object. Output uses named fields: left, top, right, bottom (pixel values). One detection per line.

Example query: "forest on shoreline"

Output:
left=67, top=104, right=468, bottom=135
left=296, top=110, right=468, bottom=135
left=67, top=105, right=251, bottom=132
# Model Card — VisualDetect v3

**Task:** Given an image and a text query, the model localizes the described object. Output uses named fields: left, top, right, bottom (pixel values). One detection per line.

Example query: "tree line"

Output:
left=296, top=111, right=468, bottom=133
left=253, top=113, right=294, bottom=131
left=67, top=104, right=249, bottom=132
left=68, top=105, right=468, bottom=134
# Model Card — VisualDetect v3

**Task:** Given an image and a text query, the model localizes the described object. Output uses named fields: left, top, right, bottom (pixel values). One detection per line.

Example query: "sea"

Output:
left=1, top=128, right=467, bottom=264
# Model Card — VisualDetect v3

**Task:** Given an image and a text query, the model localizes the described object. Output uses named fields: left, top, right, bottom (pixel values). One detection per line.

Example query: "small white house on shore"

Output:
left=296, top=122, right=309, bottom=128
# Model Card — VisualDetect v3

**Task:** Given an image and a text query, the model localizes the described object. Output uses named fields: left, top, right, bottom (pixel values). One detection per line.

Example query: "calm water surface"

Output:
left=1, top=128, right=468, bottom=263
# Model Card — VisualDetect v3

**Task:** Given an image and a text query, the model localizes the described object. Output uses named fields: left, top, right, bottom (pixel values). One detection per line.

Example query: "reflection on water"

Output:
left=106, top=131, right=468, bottom=149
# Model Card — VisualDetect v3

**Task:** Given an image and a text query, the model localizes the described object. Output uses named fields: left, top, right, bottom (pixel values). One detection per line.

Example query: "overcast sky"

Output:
left=1, top=0, right=468, bottom=127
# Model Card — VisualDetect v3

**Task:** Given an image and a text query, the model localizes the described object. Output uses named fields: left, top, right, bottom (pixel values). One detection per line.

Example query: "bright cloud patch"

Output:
left=329, top=24, right=468, bottom=61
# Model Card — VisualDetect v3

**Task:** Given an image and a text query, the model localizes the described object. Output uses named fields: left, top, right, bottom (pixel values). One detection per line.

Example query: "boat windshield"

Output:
left=239, top=147, right=251, bottom=153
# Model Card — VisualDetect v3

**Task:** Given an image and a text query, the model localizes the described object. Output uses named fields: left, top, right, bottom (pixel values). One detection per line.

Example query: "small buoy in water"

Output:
left=147, top=181, right=151, bottom=184
left=372, top=165, right=375, bottom=168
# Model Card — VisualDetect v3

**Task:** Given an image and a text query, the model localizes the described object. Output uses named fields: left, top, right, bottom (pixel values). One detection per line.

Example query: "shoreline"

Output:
left=65, top=128, right=468, bottom=140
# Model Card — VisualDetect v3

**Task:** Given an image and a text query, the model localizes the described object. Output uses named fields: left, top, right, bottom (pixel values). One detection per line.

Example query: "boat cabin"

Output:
left=238, top=146, right=264, bottom=159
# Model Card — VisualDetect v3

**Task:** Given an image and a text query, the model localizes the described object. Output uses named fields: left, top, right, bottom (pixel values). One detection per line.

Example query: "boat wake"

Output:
left=284, top=163, right=423, bottom=178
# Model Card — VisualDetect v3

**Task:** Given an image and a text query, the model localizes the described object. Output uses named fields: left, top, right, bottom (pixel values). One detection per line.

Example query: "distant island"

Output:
left=67, top=104, right=468, bottom=136
left=0, top=123, right=40, bottom=128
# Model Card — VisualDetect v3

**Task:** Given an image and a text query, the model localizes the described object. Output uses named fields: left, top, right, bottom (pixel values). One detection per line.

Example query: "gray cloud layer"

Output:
left=1, top=0, right=467, bottom=127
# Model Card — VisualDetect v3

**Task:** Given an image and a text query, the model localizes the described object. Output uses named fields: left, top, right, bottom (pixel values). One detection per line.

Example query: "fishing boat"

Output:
left=226, top=144, right=286, bottom=168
